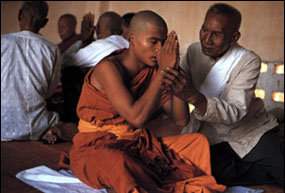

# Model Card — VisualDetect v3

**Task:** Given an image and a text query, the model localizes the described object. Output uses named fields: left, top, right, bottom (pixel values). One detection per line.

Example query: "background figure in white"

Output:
left=60, top=11, right=128, bottom=123
left=1, top=1, right=61, bottom=141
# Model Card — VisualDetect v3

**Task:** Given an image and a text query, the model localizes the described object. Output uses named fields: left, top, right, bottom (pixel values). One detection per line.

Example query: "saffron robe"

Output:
left=59, top=65, right=226, bottom=193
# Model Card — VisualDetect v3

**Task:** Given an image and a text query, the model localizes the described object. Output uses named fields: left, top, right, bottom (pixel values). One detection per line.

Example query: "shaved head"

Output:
left=96, top=11, right=122, bottom=39
left=129, top=10, right=168, bottom=35
left=127, top=10, right=169, bottom=67
left=59, top=14, right=77, bottom=27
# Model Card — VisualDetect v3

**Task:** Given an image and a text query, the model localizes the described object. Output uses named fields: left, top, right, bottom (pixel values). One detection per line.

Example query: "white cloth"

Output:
left=16, top=165, right=107, bottom=193
left=199, top=45, right=246, bottom=98
left=224, top=186, right=264, bottom=193
left=16, top=165, right=263, bottom=193
left=1, top=31, right=61, bottom=141
left=67, top=35, right=129, bottom=68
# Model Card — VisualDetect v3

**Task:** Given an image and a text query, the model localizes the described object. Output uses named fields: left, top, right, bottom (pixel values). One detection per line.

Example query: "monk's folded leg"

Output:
left=161, top=133, right=212, bottom=175
left=70, top=147, right=162, bottom=193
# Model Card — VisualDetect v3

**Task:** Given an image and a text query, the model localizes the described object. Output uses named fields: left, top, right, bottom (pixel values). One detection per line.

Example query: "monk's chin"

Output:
left=149, top=59, right=158, bottom=67
left=148, top=63, right=158, bottom=68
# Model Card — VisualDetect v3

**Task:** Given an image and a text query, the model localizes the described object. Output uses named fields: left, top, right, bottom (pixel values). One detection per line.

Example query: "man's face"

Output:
left=132, top=22, right=167, bottom=67
left=199, top=12, right=234, bottom=58
left=58, top=17, right=75, bottom=41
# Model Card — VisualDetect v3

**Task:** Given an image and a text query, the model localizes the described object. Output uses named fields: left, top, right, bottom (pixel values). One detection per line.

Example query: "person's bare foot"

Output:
left=41, top=125, right=58, bottom=144
left=41, top=121, right=78, bottom=144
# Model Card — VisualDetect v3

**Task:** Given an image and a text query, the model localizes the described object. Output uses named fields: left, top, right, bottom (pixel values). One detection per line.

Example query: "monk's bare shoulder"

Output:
left=90, top=55, right=125, bottom=90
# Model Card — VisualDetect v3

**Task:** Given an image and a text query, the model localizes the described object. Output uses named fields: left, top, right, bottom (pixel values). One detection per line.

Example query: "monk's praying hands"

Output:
left=157, top=31, right=179, bottom=70
left=81, top=12, right=95, bottom=44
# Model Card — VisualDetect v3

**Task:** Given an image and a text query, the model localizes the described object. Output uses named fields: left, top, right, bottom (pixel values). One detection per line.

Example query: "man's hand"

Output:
left=161, top=67, right=207, bottom=114
left=161, top=67, right=195, bottom=101
left=157, top=31, right=179, bottom=71
left=81, top=12, right=95, bottom=44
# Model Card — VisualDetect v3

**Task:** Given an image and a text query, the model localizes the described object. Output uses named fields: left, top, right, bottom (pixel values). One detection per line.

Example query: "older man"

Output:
left=161, top=3, right=284, bottom=186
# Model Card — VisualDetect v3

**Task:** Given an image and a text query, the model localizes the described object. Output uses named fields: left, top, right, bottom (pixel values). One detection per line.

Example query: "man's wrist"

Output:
left=187, top=90, right=207, bottom=115
left=187, top=90, right=200, bottom=104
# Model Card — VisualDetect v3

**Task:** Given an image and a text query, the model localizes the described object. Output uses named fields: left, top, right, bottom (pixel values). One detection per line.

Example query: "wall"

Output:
left=1, top=1, right=284, bottom=62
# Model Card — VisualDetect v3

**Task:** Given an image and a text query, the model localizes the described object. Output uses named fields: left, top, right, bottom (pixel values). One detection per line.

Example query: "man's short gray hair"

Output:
left=207, top=3, right=242, bottom=33
left=20, top=1, right=49, bottom=31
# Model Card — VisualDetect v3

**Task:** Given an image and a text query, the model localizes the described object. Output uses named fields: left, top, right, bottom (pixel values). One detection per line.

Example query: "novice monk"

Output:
left=59, top=10, right=226, bottom=193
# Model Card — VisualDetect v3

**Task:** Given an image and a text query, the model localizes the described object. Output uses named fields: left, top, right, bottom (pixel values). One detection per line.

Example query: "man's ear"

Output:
left=18, top=9, right=22, bottom=21
left=230, top=31, right=240, bottom=46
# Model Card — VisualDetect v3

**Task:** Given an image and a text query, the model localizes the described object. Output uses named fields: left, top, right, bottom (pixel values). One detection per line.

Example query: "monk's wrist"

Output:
left=153, top=69, right=165, bottom=90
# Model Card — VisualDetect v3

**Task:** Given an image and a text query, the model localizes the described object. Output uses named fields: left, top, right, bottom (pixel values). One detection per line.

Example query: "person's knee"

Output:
left=191, top=133, right=210, bottom=146
left=179, top=133, right=210, bottom=152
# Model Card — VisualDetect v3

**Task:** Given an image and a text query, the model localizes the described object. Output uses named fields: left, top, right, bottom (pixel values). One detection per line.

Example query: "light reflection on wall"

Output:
left=260, top=62, right=268, bottom=73
left=255, top=89, right=266, bottom=99
left=274, top=64, right=284, bottom=74
left=255, top=62, right=284, bottom=103
left=272, top=92, right=284, bottom=103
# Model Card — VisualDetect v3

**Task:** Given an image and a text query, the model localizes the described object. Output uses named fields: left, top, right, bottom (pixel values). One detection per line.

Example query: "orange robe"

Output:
left=58, top=66, right=226, bottom=193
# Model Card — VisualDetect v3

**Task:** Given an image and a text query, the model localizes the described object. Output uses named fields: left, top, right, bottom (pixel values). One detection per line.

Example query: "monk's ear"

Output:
left=128, top=32, right=135, bottom=45
left=230, top=31, right=240, bottom=46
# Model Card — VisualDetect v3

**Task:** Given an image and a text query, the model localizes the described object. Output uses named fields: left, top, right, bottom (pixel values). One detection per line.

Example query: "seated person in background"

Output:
left=161, top=3, right=284, bottom=186
left=57, top=14, right=81, bottom=58
left=1, top=1, right=61, bottom=142
left=121, top=12, right=135, bottom=39
left=58, top=10, right=226, bottom=193
left=67, top=11, right=129, bottom=68
left=58, top=13, right=95, bottom=123
left=53, top=12, right=127, bottom=140
left=58, top=12, right=95, bottom=66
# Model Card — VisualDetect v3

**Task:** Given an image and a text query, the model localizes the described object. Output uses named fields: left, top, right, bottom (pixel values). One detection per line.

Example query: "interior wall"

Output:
left=1, top=1, right=284, bottom=62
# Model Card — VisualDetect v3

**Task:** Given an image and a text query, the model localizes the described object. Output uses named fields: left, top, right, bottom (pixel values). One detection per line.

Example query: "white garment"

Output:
left=16, top=165, right=263, bottom=193
left=67, top=35, right=129, bottom=68
left=1, top=31, right=61, bottom=141
left=16, top=165, right=107, bottom=193
left=180, top=42, right=278, bottom=158
left=199, top=45, right=246, bottom=97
